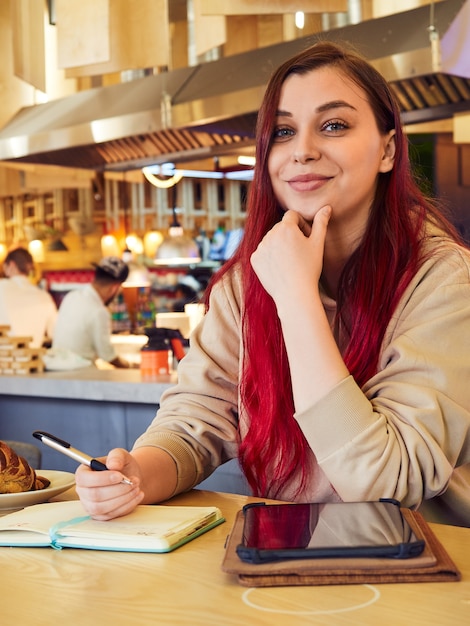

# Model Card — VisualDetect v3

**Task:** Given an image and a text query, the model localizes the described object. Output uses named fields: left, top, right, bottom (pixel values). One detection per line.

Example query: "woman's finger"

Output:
left=282, top=210, right=312, bottom=237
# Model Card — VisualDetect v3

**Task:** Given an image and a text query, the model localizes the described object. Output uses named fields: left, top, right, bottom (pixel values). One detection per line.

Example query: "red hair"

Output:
left=205, top=42, right=462, bottom=498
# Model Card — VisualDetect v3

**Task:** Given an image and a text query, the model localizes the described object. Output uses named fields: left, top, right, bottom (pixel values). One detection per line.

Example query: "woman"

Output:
left=76, top=42, right=470, bottom=526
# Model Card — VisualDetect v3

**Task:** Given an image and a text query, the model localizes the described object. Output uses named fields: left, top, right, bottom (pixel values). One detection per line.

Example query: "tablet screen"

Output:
left=238, top=501, right=425, bottom=561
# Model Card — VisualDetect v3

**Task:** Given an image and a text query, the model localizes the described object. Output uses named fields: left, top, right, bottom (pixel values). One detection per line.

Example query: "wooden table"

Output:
left=1, top=489, right=469, bottom=626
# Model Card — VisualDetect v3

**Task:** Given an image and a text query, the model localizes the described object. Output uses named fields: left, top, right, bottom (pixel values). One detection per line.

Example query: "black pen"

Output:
left=32, top=430, right=133, bottom=485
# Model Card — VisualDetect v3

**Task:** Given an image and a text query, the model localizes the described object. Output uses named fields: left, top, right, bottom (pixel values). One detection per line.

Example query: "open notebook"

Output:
left=0, top=500, right=224, bottom=553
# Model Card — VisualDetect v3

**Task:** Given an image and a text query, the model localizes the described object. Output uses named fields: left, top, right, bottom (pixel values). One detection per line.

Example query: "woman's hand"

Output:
left=75, top=448, right=144, bottom=520
left=251, top=205, right=348, bottom=412
left=250, top=206, right=331, bottom=307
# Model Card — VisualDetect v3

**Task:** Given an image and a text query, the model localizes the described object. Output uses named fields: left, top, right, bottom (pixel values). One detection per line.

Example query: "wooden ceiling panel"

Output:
left=200, top=0, right=347, bottom=15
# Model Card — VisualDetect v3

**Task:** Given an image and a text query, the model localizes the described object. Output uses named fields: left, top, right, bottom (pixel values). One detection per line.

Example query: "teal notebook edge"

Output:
left=58, top=515, right=226, bottom=553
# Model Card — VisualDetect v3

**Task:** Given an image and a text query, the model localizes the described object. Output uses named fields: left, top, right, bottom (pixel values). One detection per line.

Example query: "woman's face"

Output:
left=267, top=66, right=395, bottom=233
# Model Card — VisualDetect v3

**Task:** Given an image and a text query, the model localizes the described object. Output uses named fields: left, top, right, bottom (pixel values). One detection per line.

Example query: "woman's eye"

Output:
left=322, top=120, right=348, bottom=132
left=272, top=126, right=294, bottom=140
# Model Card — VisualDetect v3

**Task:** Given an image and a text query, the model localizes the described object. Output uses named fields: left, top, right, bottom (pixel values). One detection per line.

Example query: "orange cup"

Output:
left=140, top=349, right=170, bottom=380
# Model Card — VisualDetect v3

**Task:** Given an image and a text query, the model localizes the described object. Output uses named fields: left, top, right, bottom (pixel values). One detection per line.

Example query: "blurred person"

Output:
left=171, top=275, right=201, bottom=312
left=53, top=256, right=131, bottom=368
left=0, top=247, right=57, bottom=347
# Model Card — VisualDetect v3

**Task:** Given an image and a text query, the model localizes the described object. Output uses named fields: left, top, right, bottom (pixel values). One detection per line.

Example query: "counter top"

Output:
left=0, top=367, right=176, bottom=404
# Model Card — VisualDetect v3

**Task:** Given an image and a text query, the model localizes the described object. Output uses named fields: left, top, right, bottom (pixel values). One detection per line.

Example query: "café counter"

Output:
left=0, top=367, right=175, bottom=472
left=0, top=367, right=249, bottom=494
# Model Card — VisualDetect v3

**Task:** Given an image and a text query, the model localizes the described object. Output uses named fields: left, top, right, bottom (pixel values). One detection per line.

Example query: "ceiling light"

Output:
left=154, top=235, right=201, bottom=266
left=142, top=166, right=183, bottom=188
left=143, top=231, right=164, bottom=257
left=125, top=233, right=144, bottom=255
left=101, top=234, right=121, bottom=258
left=295, top=11, right=305, bottom=29
left=0, top=243, right=7, bottom=264
left=122, top=262, right=151, bottom=288
left=143, top=162, right=254, bottom=184
left=28, top=240, right=45, bottom=263
left=154, top=200, right=201, bottom=267
left=237, top=155, right=256, bottom=166
left=225, top=170, right=254, bottom=181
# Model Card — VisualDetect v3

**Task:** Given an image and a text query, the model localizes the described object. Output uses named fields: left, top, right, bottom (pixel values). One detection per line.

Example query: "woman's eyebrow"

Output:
left=316, top=100, right=357, bottom=113
left=275, top=109, right=293, bottom=118
left=275, top=100, right=357, bottom=118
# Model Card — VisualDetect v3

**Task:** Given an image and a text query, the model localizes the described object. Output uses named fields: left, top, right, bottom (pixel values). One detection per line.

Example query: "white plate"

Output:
left=0, top=470, right=75, bottom=510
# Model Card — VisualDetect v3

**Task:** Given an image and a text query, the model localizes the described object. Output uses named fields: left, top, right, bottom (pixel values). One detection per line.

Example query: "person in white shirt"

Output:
left=52, top=256, right=131, bottom=368
left=0, top=247, right=57, bottom=348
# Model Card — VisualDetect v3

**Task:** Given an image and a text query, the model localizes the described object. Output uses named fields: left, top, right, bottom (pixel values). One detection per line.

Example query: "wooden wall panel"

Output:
left=454, top=112, right=470, bottom=144
left=224, top=16, right=259, bottom=56
left=170, top=20, right=189, bottom=69
left=434, top=133, right=470, bottom=242
left=59, top=0, right=170, bottom=77
left=0, top=167, right=22, bottom=197
left=11, top=0, right=46, bottom=91
left=0, top=2, right=36, bottom=129
left=371, top=1, right=441, bottom=19
left=258, top=15, right=285, bottom=48
left=460, top=145, right=470, bottom=188
left=200, top=0, right=347, bottom=15
left=194, top=0, right=226, bottom=58
left=56, top=0, right=110, bottom=69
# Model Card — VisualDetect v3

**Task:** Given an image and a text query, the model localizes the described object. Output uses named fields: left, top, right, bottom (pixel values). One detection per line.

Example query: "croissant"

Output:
left=0, top=440, right=50, bottom=494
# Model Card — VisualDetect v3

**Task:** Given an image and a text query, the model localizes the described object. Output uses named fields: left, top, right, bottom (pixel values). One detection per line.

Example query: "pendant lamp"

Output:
left=154, top=188, right=201, bottom=266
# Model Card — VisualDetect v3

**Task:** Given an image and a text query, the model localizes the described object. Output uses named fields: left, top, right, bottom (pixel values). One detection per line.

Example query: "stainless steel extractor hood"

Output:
left=0, top=0, right=469, bottom=172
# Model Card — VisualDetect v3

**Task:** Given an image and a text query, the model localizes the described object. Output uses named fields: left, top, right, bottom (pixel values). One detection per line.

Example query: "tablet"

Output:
left=236, top=499, right=425, bottom=564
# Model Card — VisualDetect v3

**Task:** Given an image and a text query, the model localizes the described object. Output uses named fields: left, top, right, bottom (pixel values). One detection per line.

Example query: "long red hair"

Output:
left=205, top=42, right=462, bottom=498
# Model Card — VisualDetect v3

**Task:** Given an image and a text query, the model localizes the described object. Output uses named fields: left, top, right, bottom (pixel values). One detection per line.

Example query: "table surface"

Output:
left=1, top=489, right=469, bottom=626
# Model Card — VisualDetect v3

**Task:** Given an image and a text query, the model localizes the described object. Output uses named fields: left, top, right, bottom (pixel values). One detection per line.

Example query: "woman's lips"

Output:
left=287, top=174, right=331, bottom=192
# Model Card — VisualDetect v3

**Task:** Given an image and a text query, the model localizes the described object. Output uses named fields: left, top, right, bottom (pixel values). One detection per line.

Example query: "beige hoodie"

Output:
left=135, top=234, right=470, bottom=527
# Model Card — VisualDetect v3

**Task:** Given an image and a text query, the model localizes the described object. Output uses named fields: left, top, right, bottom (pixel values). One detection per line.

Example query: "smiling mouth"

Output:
left=287, top=175, right=330, bottom=192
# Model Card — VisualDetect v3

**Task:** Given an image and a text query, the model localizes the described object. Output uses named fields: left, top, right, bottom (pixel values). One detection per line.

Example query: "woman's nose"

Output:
left=293, top=132, right=320, bottom=163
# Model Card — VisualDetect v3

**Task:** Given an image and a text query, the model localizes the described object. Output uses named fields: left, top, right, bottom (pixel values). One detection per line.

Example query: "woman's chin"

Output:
left=287, top=206, right=318, bottom=225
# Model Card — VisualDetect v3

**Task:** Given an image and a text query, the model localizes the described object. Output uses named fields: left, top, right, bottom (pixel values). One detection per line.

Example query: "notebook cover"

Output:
left=221, top=507, right=461, bottom=587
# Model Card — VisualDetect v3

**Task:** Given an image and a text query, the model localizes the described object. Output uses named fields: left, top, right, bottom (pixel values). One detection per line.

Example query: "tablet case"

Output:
left=221, top=507, right=461, bottom=586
